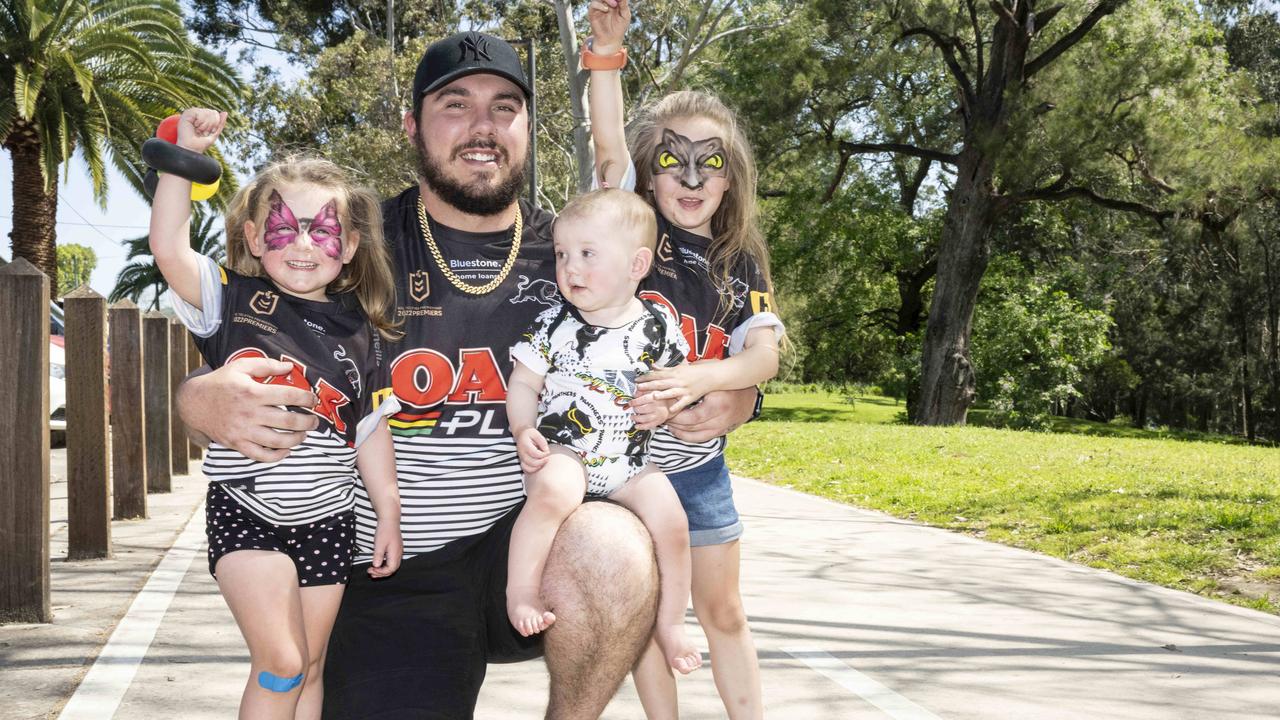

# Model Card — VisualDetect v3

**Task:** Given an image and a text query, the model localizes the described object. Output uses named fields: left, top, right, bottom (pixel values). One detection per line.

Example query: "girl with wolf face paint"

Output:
left=587, top=2, right=786, bottom=718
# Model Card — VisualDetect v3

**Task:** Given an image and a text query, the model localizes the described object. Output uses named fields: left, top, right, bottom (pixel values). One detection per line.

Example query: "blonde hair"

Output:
left=556, top=188, right=658, bottom=252
left=224, top=156, right=402, bottom=341
left=628, top=90, right=776, bottom=319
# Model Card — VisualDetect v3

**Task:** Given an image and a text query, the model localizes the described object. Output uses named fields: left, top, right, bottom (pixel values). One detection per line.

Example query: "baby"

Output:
left=504, top=188, right=702, bottom=674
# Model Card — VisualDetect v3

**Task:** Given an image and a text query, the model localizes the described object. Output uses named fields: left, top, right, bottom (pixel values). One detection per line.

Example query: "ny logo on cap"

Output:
left=459, top=34, right=491, bottom=62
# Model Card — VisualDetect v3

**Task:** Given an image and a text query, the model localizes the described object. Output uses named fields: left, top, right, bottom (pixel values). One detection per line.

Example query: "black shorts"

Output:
left=321, top=503, right=542, bottom=719
left=206, top=483, right=355, bottom=587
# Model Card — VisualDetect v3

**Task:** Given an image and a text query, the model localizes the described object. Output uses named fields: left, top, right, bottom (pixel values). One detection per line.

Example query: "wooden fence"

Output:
left=0, top=259, right=200, bottom=623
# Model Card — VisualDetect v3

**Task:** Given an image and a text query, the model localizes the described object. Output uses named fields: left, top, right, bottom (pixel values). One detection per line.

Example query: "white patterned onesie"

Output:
left=510, top=300, right=689, bottom=496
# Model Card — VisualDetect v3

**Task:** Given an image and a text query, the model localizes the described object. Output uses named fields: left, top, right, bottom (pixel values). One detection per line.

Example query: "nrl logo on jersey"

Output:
left=250, top=290, right=278, bottom=316
left=656, top=233, right=674, bottom=263
left=408, top=270, right=430, bottom=302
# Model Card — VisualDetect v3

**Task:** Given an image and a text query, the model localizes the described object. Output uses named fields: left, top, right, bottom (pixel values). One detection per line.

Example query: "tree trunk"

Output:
left=1238, top=303, right=1255, bottom=442
left=911, top=0, right=1035, bottom=425
left=1262, top=239, right=1280, bottom=440
left=553, top=0, right=594, bottom=193
left=916, top=149, right=997, bottom=425
left=6, top=134, right=58, bottom=300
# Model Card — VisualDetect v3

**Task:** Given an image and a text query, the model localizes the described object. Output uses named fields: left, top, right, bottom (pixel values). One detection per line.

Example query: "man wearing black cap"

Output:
left=177, top=30, right=758, bottom=719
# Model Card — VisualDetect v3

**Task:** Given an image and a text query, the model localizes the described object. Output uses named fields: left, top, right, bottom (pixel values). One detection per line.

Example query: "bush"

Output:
left=971, top=259, right=1113, bottom=429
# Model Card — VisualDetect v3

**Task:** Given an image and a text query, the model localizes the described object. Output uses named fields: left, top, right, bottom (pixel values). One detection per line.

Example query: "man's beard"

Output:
left=416, top=134, right=528, bottom=216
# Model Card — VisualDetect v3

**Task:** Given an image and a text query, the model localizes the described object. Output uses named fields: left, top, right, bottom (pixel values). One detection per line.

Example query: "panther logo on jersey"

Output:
left=334, top=344, right=361, bottom=396
left=250, top=290, right=278, bottom=316
left=509, top=275, right=562, bottom=306
left=538, top=401, right=597, bottom=446
left=716, top=276, right=750, bottom=314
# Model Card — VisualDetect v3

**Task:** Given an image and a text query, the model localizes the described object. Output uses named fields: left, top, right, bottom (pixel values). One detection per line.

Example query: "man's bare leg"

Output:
left=541, top=502, right=658, bottom=720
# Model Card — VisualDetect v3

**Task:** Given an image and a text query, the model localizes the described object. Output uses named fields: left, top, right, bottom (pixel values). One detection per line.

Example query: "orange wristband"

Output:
left=580, top=37, right=627, bottom=71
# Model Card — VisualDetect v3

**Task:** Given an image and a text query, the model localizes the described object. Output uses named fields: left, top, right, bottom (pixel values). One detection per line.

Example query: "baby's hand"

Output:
left=516, top=427, right=551, bottom=474
left=629, top=392, right=672, bottom=430
left=367, top=520, right=402, bottom=579
left=176, top=108, right=228, bottom=155
left=637, top=360, right=720, bottom=415
left=587, top=0, right=630, bottom=52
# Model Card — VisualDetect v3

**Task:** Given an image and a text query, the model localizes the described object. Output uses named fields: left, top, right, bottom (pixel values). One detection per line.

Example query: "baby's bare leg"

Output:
left=507, top=446, right=587, bottom=637
left=610, top=465, right=702, bottom=674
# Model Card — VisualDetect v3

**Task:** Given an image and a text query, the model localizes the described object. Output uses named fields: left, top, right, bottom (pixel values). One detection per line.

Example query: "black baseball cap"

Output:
left=412, top=31, right=532, bottom=102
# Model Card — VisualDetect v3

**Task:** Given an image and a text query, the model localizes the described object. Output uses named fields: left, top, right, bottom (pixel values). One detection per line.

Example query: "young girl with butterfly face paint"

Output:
left=588, top=2, right=785, bottom=718
left=149, top=108, right=404, bottom=720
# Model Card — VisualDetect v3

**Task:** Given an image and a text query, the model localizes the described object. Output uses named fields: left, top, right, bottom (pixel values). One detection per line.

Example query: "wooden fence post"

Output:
left=64, top=287, right=111, bottom=559
left=143, top=313, right=171, bottom=494
left=0, top=259, right=51, bottom=623
left=187, top=334, right=203, bottom=462
left=109, top=301, right=146, bottom=519
left=169, top=320, right=189, bottom=476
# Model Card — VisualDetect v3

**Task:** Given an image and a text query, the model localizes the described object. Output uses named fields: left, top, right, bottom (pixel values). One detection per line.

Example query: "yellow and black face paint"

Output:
left=652, top=128, right=729, bottom=190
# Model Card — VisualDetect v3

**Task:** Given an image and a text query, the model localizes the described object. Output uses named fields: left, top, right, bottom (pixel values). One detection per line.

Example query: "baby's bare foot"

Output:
left=507, top=587, right=557, bottom=637
left=656, top=624, right=702, bottom=674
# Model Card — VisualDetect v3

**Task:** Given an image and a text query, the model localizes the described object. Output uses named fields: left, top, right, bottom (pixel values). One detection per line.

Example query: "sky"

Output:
left=0, top=19, right=301, bottom=308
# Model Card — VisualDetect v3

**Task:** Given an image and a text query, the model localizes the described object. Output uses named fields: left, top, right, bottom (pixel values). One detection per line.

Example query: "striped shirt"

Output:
left=172, top=255, right=388, bottom=526
left=360, top=188, right=555, bottom=561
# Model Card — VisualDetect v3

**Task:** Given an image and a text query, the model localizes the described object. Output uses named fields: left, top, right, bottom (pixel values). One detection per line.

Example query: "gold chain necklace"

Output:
left=417, top=196, right=522, bottom=295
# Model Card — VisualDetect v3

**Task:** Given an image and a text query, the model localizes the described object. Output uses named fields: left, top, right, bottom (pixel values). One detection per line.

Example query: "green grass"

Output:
left=727, top=392, right=1280, bottom=614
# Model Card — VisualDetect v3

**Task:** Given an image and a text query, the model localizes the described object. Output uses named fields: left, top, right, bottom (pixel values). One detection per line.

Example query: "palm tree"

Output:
left=1, top=0, right=241, bottom=298
left=109, top=206, right=224, bottom=310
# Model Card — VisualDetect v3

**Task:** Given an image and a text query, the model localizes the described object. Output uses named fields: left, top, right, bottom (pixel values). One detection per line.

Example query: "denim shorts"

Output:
left=667, top=455, right=743, bottom=547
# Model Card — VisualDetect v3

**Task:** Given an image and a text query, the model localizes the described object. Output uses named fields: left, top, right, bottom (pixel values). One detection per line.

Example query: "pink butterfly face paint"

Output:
left=264, top=190, right=344, bottom=259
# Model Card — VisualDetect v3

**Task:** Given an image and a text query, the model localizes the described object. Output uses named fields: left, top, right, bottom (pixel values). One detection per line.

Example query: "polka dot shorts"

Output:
left=205, top=483, right=354, bottom=586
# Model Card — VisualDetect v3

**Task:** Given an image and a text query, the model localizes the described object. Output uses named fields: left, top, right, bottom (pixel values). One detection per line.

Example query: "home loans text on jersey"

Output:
left=379, top=346, right=509, bottom=437
left=638, top=290, right=729, bottom=361
left=227, top=348, right=353, bottom=438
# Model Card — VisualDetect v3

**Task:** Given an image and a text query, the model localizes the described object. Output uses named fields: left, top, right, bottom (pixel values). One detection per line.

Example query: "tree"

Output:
left=805, top=0, right=1277, bottom=425
left=55, top=243, right=96, bottom=296
left=109, top=207, right=225, bottom=310
left=1, top=0, right=242, bottom=298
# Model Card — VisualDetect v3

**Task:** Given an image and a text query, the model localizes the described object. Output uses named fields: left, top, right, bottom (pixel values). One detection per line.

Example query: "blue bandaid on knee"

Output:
left=257, top=670, right=303, bottom=692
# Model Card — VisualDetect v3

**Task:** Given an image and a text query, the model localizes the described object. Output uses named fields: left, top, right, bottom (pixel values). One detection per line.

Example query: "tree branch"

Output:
left=1025, top=0, right=1126, bottom=80
left=660, top=0, right=714, bottom=93
left=1007, top=182, right=1172, bottom=224
left=1034, top=5, right=1067, bottom=33
left=965, top=0, right=984, bottom=95
left=840, top=140, right=959, bottom=165
left=902, top=157, right=933, bottom=215
left=899, top=27, right=976, bottom=113
left=823, top=147, right=853, bottom=204
left=692, top=20, right=785, bottom=57
left=988, top=0, right=1017, bottom=27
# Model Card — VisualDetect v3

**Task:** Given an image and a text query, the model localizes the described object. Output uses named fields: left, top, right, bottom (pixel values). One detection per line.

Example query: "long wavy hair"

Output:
left=224, top=156, right=402, bottom=340
left=628, top=90, right=775, bottom=319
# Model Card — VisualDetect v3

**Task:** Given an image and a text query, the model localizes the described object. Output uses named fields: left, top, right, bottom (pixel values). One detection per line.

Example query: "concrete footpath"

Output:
left=4, top=450, right=1279, bottom=719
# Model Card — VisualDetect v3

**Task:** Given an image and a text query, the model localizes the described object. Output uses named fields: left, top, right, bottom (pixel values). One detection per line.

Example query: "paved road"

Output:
left=5, top=450, right=1280, bottom=719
